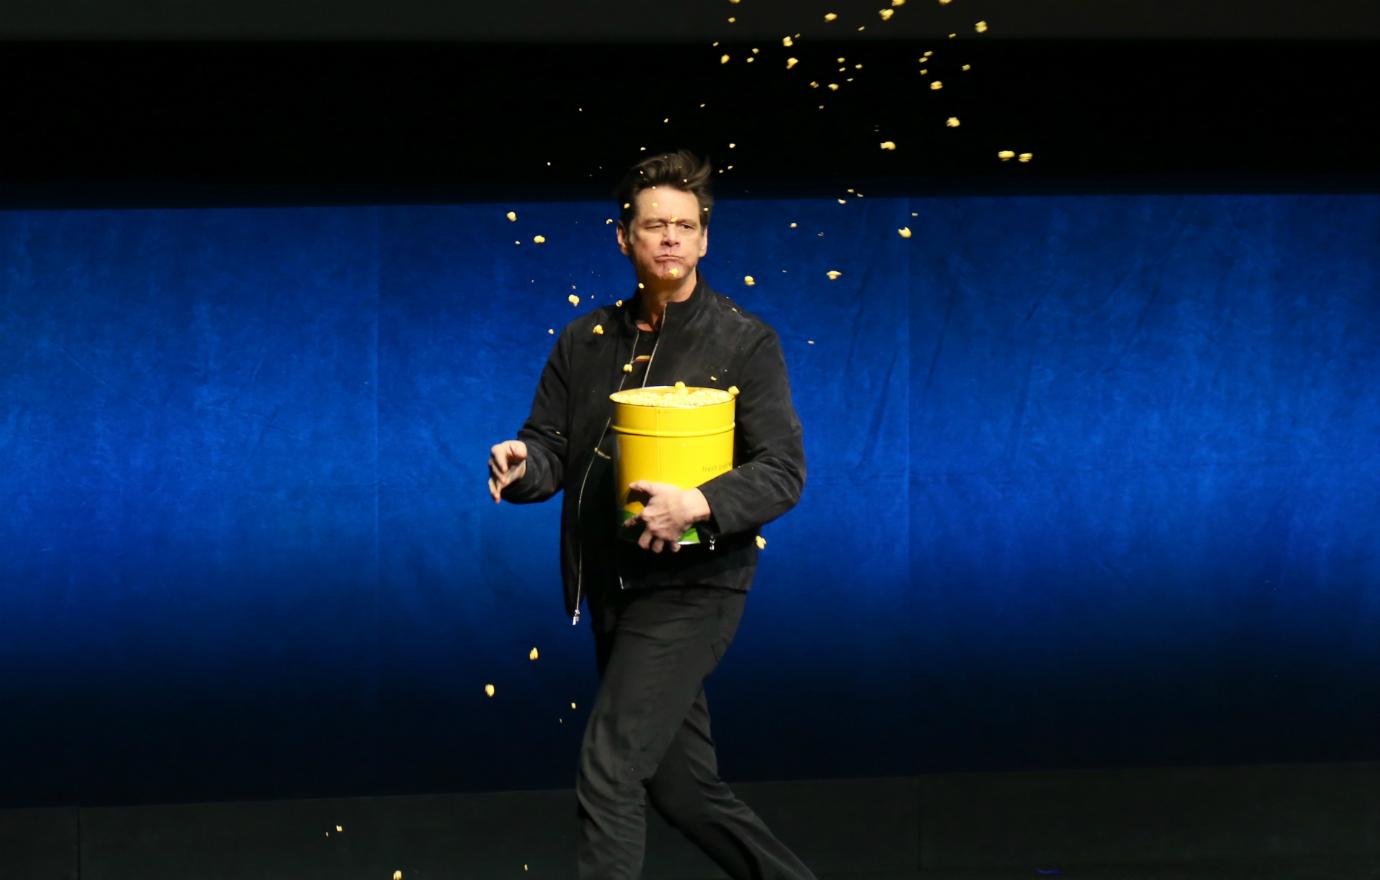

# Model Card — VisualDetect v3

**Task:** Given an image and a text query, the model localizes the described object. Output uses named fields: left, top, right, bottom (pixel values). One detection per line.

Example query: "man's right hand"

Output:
left=488, top=440, right=528, bottom=503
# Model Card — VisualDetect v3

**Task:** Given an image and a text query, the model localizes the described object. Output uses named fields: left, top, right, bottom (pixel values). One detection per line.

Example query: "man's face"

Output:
left=616, top=186, right=709, bottom=286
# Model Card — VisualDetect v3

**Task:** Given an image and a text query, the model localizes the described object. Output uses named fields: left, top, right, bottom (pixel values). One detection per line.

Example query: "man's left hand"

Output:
left=624, top=481, right=711, bottom=554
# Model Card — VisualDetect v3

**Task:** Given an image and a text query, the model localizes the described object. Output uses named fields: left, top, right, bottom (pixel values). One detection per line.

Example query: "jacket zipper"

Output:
left=570, top=418, right=608, bottom=625
left=571, top=326, right=645, bottom=623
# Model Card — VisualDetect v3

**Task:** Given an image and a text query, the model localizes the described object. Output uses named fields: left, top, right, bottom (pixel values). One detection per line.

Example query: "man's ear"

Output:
left=616, top=222, right=630, bottom=256
left=699, top=226, right=709, bottom=258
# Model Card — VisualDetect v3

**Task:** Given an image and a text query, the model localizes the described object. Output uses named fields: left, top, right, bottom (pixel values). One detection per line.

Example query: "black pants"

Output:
left=576, top=584, right=818, bottom=880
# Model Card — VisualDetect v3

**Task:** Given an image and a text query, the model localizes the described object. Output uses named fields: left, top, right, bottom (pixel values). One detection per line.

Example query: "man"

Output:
left=487, top=149, right=816, bottom=880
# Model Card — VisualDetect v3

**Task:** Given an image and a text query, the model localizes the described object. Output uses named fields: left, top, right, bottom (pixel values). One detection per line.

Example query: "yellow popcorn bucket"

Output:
left=610, top=385, right=736, bottom=545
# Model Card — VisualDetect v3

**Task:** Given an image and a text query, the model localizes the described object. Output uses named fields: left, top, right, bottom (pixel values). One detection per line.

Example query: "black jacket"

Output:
left=502, top=274, right=806, bottom=622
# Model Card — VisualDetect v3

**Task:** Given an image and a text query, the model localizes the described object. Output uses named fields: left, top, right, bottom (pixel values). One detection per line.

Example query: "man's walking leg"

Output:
left=575, top=588, right=736, bottom=879
left=647, top=688, right=819, bottom=880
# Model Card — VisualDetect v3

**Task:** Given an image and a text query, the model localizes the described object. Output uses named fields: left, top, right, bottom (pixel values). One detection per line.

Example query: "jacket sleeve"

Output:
left=696, top=328, right=806, bottom=535
left=501, top=334, right=570, bottom=504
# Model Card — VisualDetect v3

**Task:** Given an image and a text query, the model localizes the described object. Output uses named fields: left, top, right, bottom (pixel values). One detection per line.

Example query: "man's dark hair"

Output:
left=615, top=149, right=714, bottom=230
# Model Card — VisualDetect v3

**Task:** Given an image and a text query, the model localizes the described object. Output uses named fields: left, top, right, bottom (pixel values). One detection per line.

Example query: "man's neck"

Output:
left=637, top=270, right=697, bottom=331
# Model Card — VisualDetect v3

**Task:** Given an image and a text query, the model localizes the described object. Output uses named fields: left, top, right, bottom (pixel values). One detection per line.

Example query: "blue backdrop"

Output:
left=2, top=194, right=1377, bottom=807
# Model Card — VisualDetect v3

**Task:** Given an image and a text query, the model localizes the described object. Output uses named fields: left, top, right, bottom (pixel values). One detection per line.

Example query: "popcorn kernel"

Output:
left=506, top=211, right=517, bottom=222
left=826, top=270, right=843, bottom=280
left=998, top=150, right=1016, bottom=161
left=824, top=12, right=838, bottom=21
left=879, top=8, right=894, bottom=20
left=755, top=535, right=767, bottom=549
left=484, top=684, right=496, bottom=697
left=744, top=275, right=756, bottom=286
left=530, top=647, right=540, bottom=661
left=880, top=141, right=897, bottom=150
left=568, top=294, right=580, bottom=306
left=593, top=324, right=604, bottom=335
left=533, top=235, right=546, bottom=244
left=899, top=227, right=913, bottom=238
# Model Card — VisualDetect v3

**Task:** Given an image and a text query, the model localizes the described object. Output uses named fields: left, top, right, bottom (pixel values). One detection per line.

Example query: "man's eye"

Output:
left=679, top=223, right=695, bottom=231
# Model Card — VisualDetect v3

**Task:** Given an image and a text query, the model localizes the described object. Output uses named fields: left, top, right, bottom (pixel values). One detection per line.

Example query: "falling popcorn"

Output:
left=548, top=328, right=554, bottom=334
left=506, top=211, right=517, bottom=222
left=789, top=222, right=798, bottom=228
left=571, top=702, right=577, bottom=709
left=533, top=235, right=546, bottom=244
left=530, top=647, right=540, bottom=661
left=975, top=20, right=988, bottom=32
left=755, top=535, right=767, bottom=549
left=823, top=12, right=838, bottom=21
left=892, top=0, right=906, bottom=4
left=336, top=825, right=343, bottom=832
left=879, top=8, right=894, bottom=20
left=1019, top=152, right=1035, bottom=163
left=727, top=385, right=740, bottom=396
left=593, top=324, right=604, bottom=335
left=394, top=872, right=403, bottom=880
left=623, top=363, right=633, bottom=373
left=786, top=57, right=798, bottom=69
left=898, top=227, right=913, bottom=238
left=484, top=684, right=496, bottom=697
left=783, top=35, right=793, bottom=46
left=568, top=294, right=580, bottom=306
left=962, top=63, right=971, bottom=71
left=998, top=150, right=1016, bottom=161
left=880, top=141, right=897, bottom=150
left=721, top=53, right=730, bottom=64
left=744, top=275, right=756, bottom=286
left=938, top=0, right=951, bottom=4
left=826, top=270, right=843, bottom=280
left=946, top=117, right=961, bottom=127
left=930, top=80, right=943, bottom=90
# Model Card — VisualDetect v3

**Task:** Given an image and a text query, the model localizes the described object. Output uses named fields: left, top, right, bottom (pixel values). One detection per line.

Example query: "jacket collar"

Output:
left=621, top=272, right=709, bottom=333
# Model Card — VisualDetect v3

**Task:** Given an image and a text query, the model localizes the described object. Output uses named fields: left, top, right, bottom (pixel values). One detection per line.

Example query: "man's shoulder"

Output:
left=701, top=285, right=777, bottom=340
